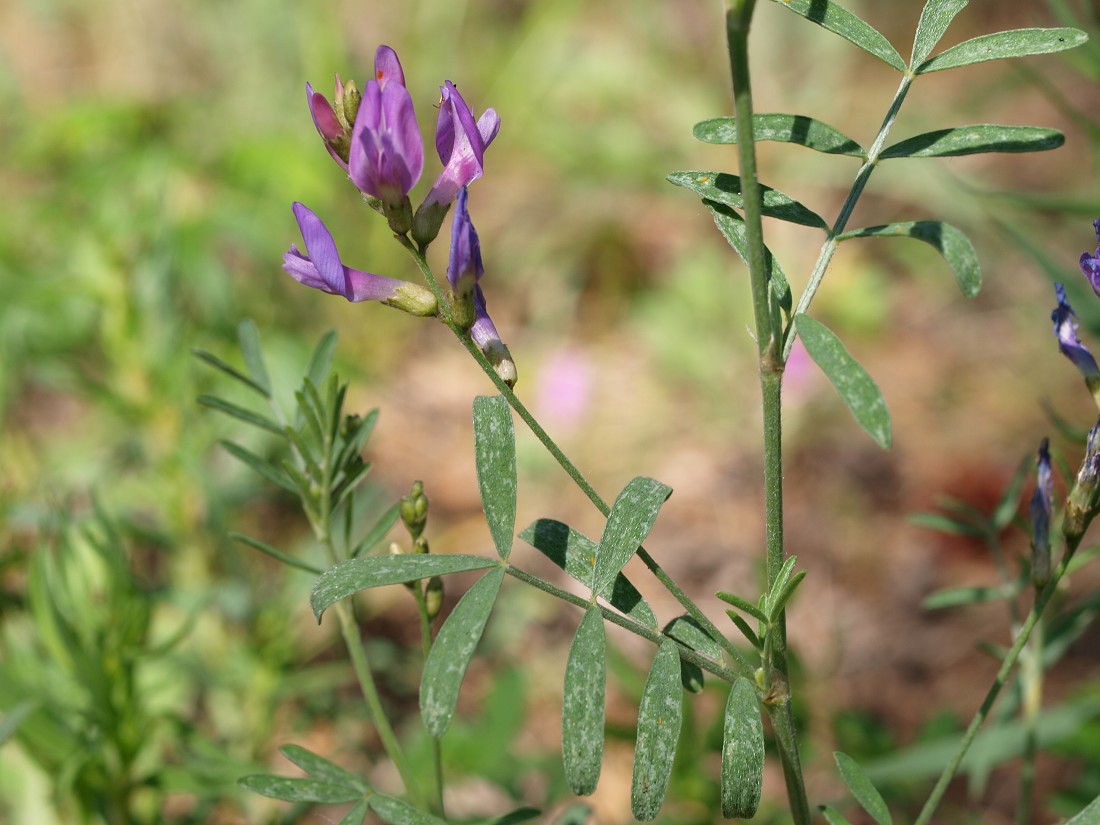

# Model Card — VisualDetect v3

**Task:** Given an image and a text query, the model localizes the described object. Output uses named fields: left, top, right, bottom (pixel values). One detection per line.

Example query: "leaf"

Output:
left=917, top=27, right=1088, bottom=73
left=230, top=532, right=323, bottom=575
left=219, top=440, right=297, bottom=493
left=631, top=639, right=684, bottom=822
left=340, top=799, right=371, bottom=825
left=725, top=610, right=762, bottom=649
left=794, top=314, right=892, bottom=449
left=693, top=114, right=864, bottom=156
left=311, top=554, right=497, bottom=619
left=880, top=125, right=1064, bottom=158
left=473, top=395, right=517, bottom=560
left=476, top=808, right=543, bottom=825
left=1063, top=791, right=1100, bottom=825
left=911, top=0, right=969, bottom=68
left=837, top=220, right=980, bottom=298
left=663, top=615, right=722, bottom=694
left=769, top=0, right=905, bottom=71
left=992, top=455, right=1030, bottom=532
left=593, top=477, right=673, bottom=595
left=420, top=567, right=505, bottom=738
left=922, top=583, right=1016, bottom=610
left=722, top=678, right=764, bottom=818
left=518, top=519, right=657, bottom=628
left=237, top=319, right=272, bottom=397
left=306, top=330, right=338, bottom=388
left=563, top=605, right=607, bottom=795
left=237, top=775, right=363, bottom=803
left=820, top=806, right=856, bottom=825
left=279, top=744, right=369, bottom=791
left=197, top=395, right=284, bottom=435
left=703, top=201, right=792, bottom=313
left=668, top=171, right=828, bottom=229
left=716, top=590, right=768, bottom=624
left=835, top=752, right=892, bottom=825
left=0, top=701, right=38, bottom=745
left=908, top=511, right=987, bottom=538
left=192, top=348, right=271, bottom=398
left=768, top=569, right=807, bottom=620
left=550, top=804, right=592, bottom=825
left=370, top=793, right=448, bottom=825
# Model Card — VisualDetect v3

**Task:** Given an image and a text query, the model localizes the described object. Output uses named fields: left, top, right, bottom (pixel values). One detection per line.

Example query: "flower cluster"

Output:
left=285, top=46, right=513, bottom=383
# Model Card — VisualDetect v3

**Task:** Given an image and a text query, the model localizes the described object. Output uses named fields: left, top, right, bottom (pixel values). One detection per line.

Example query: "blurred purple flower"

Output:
left=1081, top=219, right=1100, bottom=298
left=1029, top=438, right=1052, bottom=584
left=536, top=349, right=593, bottom=431
left=283, top=202, right=436, bottom=315
left=447, top=187, right=515, bottom=385
left=1053, top=283, right=1100, bottom=380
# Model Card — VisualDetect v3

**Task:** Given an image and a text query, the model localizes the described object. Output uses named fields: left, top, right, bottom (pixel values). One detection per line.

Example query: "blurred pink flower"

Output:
left=536, top=349, right=593, bottom=431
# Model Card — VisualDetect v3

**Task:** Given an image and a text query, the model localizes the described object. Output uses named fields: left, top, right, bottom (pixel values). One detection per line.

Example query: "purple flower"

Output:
left=306, top=77, right=353, bottom=169
left=1081, top=219, right=1100, bottom=298
left=413, top=82, right=500, bottom=247
left=1029, top=439, right=1052, bottom=584
left=283, top=202, right=436, bottom=316
left=447, top=187, right=515, bottom=385
left=1053, top=283, right=1100, bottom=380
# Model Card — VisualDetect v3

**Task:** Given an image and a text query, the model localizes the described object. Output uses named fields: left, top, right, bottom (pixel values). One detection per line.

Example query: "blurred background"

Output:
left=2, top=0, right=1100, bottom=822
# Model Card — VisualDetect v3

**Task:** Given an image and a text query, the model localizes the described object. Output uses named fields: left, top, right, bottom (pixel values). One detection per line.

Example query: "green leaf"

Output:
left=278, top=744, right=369, bottom=791
left=663, top=615, right=721, bottom=694
left=693, top=114, right=865, bottom=156
left=306, top=330, right=338, bottom=388
left=1063, top=792, right=1100, bottom=824
left=794, top=314, right=892, bottom=448
left=668, top=171, right=828, bottom=230
left=197, top=394, right=284, bottom=435
left=476, top=808, right=543, bottom=825
left=908, top=511, right=987, bottom=538
left=0, top=701, right=38, bottom=745
left=192, top=348, right=270, bottom=397
left=880, top=125, right=1064, bottom=158
left=716, top=590, right=768, bottom=624
left=835, top=752, right=892, bottom=825
left=768, top=569, right=807, bottom=620
left=473, top=395, right=517, bottom=560
left=820, top=806, right=856, bottom=825
left=725, top=610, right=762, bottom=649
left=219, top=439, right=297, bottom=493
left=563, top=605, right=607, bottom=795
left=722, top=678, right=764, bottom=818
left=237, top=775, right=363, bottom=803
left=703, top=201, right=792, bottom=313
left=837, top=220, right=980, bottom=298
left=420, top=567, right=505, bottom=738
left=550, top=804, right=592, bottom=825
left=230, top=532, right=323, bottom=575
left=370, top=793, right=448, bottom=825
left=917, top=27, right=1088, bottom=73
left=631, top=639, right=683, bottom=822
left=311, top=554, right=497, bottom=619
left=770, top=0, right=905, bottom=70
left=351, top=502, right=401, bottom=558
left=593, top=477, right=673, bottom=595
left=519, top=519, right=657, bottom=628
left=922, top=583, right=1016, bottom=610
left=237, top=319, right=272, bottom=397
left=911, top=0, right=968, bottom=68
left=340, top=799, right=371, bottom=825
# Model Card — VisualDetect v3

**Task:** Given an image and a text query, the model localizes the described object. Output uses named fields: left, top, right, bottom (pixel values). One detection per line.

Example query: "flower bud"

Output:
left=1029, top=439, right=1052, bottom=588
left=424, top=576, right=444, bottom=620
left=1065, top=418, right=1100, bottom=545
left=401, top=481, right=429, bottom=539
left=413, top=536, right=430, bottom=555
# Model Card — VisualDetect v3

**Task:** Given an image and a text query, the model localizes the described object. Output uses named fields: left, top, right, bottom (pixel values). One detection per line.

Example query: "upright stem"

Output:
left=726, top=3, right=810, bottom=822
left=413, top=584, right=447, bottom=818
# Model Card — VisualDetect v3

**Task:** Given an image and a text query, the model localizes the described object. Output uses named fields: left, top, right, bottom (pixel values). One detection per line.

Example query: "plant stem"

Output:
left=1017, top=610, right=1043, bottom=825
left=726, top=3, right=810, bottom=822
left=914, top=540, right=1077, bottom=825
left=413, top=583, right=447, bottom=818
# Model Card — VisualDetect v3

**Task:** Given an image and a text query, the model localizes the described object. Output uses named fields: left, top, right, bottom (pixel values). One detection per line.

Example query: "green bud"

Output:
left=411, top=200, right=450, bottom=250
left=413, top=536, right=430, bottom=555
left=339, top=79, right=362, bottom=131
left=383, top=283, right=438, bottom=318
left=424, top=576, right=444, bottom=621
left=401, top=481, right=430, bottom=538
left=385, top=197, right=414, bottom=236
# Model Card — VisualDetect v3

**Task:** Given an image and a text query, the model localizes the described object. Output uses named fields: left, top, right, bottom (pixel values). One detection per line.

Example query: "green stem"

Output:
left=413, top=584, right=447, bottom=818
left=726, top=3, right=810, bottom=822
left=914, top=540, right=1077, bottom=825
left=1017, top=611, right=1043, bottom=825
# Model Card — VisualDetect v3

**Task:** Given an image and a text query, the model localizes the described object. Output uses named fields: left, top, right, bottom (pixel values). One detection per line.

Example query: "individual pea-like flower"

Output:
left=413, top=81, right=501, bottom=248
left=1066, top=417, right=1100, bottom=545
left=447, top=187, right=516, bottom=386
left=1053, top=283, right=1100, bottom=381
left=306, top=75, right=360, bottom=170
left=1029, top=439, right=1052, bottom=587
left=282, top=202, right=436, bottom=316
left=1080, top=218, right=1100, bottom=298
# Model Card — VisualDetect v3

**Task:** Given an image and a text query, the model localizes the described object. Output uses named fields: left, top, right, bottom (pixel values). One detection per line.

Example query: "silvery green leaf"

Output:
left=237, top=775, right=362, bottom=803
left=820, top=806, right=856, bottom=825
left=769, top=0, right=905, bottom=70
left=339, top=799, right=371, bottom=825
left=473, top=395, right=517, bottom=560
left=668, top=171, right=828, bottom=230
left=721, top=678, right=764, bottom=818
left=593, top=477, right=673, bottom=596
left=880, top=125, right=1064, bottom=158
left=835, top=752, right=893, bottom=825
left=693, top=114, right=864, bottom=157
left=1062, top=792, right=1100, bottom=824
left=663, top=615, right=722, bottom=694
left=917, top=27, right=1087, bottom=73
left=562, top=605, right=607, bottom=795
left=630, top=639, right=683, bottom=822
left=703, top=201, right=792, bottom=314
left=370, top=793, right=449, bottom=825
left=306, top=330, right=338, bottom=388
left=911, top=0, right=968, bottom=68
left=278, top=744, right=369, bottom=791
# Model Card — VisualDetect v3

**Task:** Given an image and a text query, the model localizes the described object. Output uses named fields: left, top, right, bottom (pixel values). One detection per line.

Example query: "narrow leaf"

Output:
left=770, top=0, right=905, bottom=70
left=311, top=554, right=497, bottom=619
left=768, top=569, right=808, bottom=620
left=917, top=27, right=1087, bottom=73
left=837, top=220, right=980, bottom=298
left=420, top=567, right=505, bottom=738
left=768, top=555, right=799, bottom=607
left=551, top=804, right=592, bottom=825
left=237, top=319, right=272, bottom=396
left=664, top=615, right=722, bottom=694
left=835, top=752, right=893, bottom=825
left=668, top=171, right=828, bottom=229
left=820, top=806, right=856, bottom=825
left=725, top=610, right=762, bottom=649
left=922, top=584, right=1016, bottom=610
left=908, top=511, right=987, bottom=538
left=351, top=502, right=401, bottom=558
left=880, top=125, right=1064, bottom=158
left=631, top=639, right=684, bottom=822
left=593, top=477, right=673, bottom=595
left=794, top=314, right=892, bottom=449
left=219, top=440, right=297, bottom=493
left=704, top=201, right=792, bottom=313
left=911, top=0, right=969, bottom=68
left=340, top=799, right=371, bottom=825
left=722, top=678, right=764, bottom=818
left=237, top=775, right=363, bottom=803
left=230, top=532, right=323, bottom=575
left=197, top=395, right=284, bottom=435
left=306, top=330, right=338, bottom=388
left=1062, top=791, right=1100, bottom=824
left=563, top=605, right=607, bottom=795
left=519, top=519, right=657, bottom=628
left=478, top=808, right=542, bottom=825
left=370, top=793, right=449, bottom=825
left=693, top=114, right=864, bottom=157
left=473, top=395, right=517, bottom=560
left=279, top=744, right=369, bottom=791
left=992, top=456, right=1030, bottom=531
left=715, top=590, right=768, bottom=624
left=192, top=348, right=270, bottom=397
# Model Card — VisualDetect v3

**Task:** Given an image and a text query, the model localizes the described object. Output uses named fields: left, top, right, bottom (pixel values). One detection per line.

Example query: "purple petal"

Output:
left=307, top=82, right=343, bottom=142
left=470, top=285, right=502, bottom=351
left=477, top=108, right=501, bottom=149
left=292, top=203, right=347, bottom=297
left=447, top=187, right=483, bottom=289
left=381, top=82, right=423, bottom=187
left=1053, top=282, right=1100, bottom=379
left=374, top=45, right=405, bottom=90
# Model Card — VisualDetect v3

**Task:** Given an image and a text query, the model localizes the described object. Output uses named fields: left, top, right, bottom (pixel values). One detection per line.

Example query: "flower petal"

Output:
left=292, top=203, right=347, bottom=297
left=1053, top=282, right=1100, bottom=379
left=374, top=45, right=405, bottom=90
